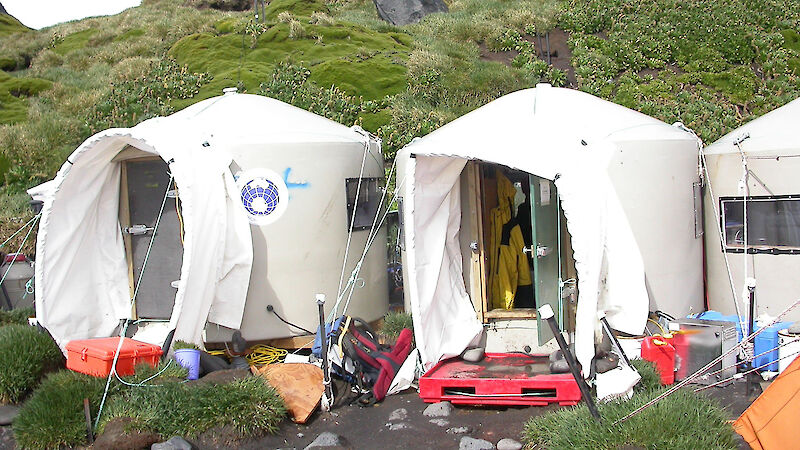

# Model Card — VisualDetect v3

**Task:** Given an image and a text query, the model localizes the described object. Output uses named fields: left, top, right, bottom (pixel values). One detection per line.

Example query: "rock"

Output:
left=388, top=407, right=408, bottom=421
left=151, top=436, right=194, bottom=450
left=429, top=418, right=449, bottom=427
left=423, top=401, right=453, bottom=417
left=446, top=426, right=471, bottom=434
left=185, top=368, right=251, bottom=386
left=497, top=438, right=523, bottom=450
left=373, top=0, right=448, bottom=26
left=459, top=436, right=494, bottom=450
left=0, top=405, right=19, bottom=426
left=388, top=422, right=410, bottom=431
left=93, top=418, right=161, bottom=450
left=305, top=431, right=348, bottom=449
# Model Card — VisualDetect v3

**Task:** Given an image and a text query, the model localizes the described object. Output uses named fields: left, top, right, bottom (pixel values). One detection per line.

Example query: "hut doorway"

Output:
left=460, top=161, right=575, bottom=345
left=117, top=154, right=183, bottom=320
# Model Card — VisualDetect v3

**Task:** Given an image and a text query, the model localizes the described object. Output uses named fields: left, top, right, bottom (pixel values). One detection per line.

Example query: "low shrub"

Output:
left=0, top=324, right=63, bottom=404
left=0, top=307, right=34, bottom=326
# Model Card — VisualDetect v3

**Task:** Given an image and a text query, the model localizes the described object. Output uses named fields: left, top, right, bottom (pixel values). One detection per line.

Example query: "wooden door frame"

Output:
left=117, top=153, right=163, bottom=320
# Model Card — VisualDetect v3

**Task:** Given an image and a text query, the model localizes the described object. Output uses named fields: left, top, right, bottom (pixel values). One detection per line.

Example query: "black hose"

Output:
left=266, top=305, right=313, bottom=334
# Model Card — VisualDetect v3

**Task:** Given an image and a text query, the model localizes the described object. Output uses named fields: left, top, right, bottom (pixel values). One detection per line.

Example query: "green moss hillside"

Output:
left=0, top=0, right=799, bottom=254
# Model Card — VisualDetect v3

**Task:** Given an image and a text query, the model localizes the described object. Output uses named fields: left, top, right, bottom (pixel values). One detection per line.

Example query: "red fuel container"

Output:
left=641, top=335, right=675, bottom=385
left=66, top=337, right=162, bottom=377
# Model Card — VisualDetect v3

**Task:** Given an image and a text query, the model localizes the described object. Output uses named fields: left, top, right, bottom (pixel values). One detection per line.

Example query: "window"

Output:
left=721, top=195, right=800, bottom=254
left=345, top=177, right=384, bottom=231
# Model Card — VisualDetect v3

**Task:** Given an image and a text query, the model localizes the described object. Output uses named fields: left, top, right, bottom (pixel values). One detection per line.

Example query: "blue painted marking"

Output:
left=283, top=168, right=310, bottom=189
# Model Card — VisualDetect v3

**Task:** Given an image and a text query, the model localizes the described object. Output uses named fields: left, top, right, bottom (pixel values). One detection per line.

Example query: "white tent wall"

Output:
left=34, top=122, right=253, bottom=350
left=607, top=139, right=705, bottom=318
left=704, top=155, right=800, bottom=322
left=205, top=140, right=389, bottom=342
left=398, top=85, right=703, bottom=373
left=34, top=91, right=389, bottom=350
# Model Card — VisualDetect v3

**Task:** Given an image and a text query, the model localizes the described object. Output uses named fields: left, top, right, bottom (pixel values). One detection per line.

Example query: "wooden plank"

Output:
left=475, top=163, right=490, bottom=323
left=484, top=308, right=537, bottom=320
left=252, top=363, right=323, bottom=424
left=464, top=162, right=487, bottom=323
left=119, top=162, right=136, bottom=318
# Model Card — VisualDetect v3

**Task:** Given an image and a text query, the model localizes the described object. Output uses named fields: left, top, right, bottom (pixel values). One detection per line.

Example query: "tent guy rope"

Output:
left=94, top=171, right=175, bottom=429
left=613, top=297, right=800, bottom=426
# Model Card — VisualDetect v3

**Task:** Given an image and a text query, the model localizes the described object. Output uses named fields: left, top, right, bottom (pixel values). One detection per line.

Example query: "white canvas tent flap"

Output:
left=401, top=85, right=690, bottom=372
left=34, top=112, right=253, bottom=349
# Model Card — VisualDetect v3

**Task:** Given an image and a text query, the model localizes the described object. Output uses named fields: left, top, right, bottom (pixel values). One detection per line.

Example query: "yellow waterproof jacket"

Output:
left=488, top=173, right=532, bottom=310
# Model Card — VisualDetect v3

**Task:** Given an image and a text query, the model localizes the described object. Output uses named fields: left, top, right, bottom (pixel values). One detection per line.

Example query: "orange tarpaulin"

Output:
left=734, top=355, right=800, bottom=450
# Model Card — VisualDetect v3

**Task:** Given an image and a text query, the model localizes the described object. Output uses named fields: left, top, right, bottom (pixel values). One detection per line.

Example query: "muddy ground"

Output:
left=0, top=378, right=759, bottom=449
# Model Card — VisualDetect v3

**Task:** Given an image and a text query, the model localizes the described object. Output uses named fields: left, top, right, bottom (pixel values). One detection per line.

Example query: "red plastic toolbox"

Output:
left=66, top=337, right=162, bottom=377
left=419, top=353, right=581, bottom=406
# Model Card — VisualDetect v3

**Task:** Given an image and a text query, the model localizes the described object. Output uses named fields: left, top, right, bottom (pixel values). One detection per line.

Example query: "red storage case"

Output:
left=66, top=337, right=162, bottom=377
left=419, top=353, right=581, bottom=406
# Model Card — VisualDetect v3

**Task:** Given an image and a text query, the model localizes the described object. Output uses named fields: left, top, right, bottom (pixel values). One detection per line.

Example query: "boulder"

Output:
left=373, top=0, right=448, bottom=26
left=93, top=418, right=161, bottom=450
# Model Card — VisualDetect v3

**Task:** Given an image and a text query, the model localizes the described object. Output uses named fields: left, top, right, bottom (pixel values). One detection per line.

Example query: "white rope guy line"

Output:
left=735, top=136, right=752, bottom=354
left=700, top=147, right=747, bottom=335
left=695, top=347, right=800, bottom=392
left=697, top=336, right=800, bottom=383
left=0, top=213, right=41, bottom=249
left=328, top=156, right=401, bottom=321
left=0, top=214, right=40, bottom=288
left=95, top=173, right=175, bottom=429
left=340, top=160, right=402, bottom=317
left=614, top=297, right=800, bottom=426
left=335, top=140, right=370, bottom=312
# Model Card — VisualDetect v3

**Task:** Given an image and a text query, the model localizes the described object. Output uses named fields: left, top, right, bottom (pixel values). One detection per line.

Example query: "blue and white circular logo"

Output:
left=236, top=168, right=288, bottom=225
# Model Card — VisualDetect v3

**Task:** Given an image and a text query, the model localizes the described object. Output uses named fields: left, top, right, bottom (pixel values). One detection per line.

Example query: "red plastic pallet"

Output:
left=419, top=353, right=581, bottom=406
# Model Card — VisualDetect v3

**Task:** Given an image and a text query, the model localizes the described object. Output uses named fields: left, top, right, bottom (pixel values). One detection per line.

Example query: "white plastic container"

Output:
left=778, top=329, right=800, bottom=374
left=0, top=257, right=34, bottom=310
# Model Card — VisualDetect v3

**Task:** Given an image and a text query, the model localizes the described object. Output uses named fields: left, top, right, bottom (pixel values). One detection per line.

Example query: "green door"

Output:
left=529, top=175, right=562, bottom=345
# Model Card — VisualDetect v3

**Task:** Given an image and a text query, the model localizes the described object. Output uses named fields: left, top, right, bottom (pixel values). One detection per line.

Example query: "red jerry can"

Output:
left=641, top=334, right=675, bottom=385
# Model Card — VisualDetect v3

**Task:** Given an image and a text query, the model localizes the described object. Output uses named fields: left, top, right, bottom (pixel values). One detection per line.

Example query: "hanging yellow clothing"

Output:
left=488, top=172, right=532, bottom=310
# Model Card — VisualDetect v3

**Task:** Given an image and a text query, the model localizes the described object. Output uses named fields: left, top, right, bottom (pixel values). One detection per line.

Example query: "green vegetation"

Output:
left=0, top=0, right=799, bottom=247
left=561, top=0, right=800, bottom=142
left=523, top=360, right=737, bottom=449
left=0, top=324, right=63, bottom=404
left=13, top=362, right=285, bottom=449
left=0, top=307, right=34, bottom=326
left=172, top=340, right=200, bottom=350
left=381, top=310, right=414, bottom=344
left=0, top=70, right=52, bottom=125
left=98, top=375, right=286, bottom=439
left=0, top=13, right=29, bottom=38
left=12, top=370, right=108, bottom=450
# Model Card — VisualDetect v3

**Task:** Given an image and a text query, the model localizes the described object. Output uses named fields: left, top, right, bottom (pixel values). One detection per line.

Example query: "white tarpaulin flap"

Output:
left=35, top=114, right=253, bottom=350
left=406, top=156, right=483, bottom=368
left=400, top=85, right=692, bottom=373
left=387, top=347, right=422, bottom=396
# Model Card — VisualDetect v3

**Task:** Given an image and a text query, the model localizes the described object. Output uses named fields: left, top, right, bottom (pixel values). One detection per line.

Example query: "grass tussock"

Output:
left=0, top=307, right=34, bottom=326
left=381, top=311, right=414, bottom=344
left=98, top=372, right=286, bottom=439
left=12, top=370, right=107, bottom=450
left=523, top=360, right=737, bottom=449
left=14, top=362, right=285, bottom=449
left=0, top=324, right=64, bottom=404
